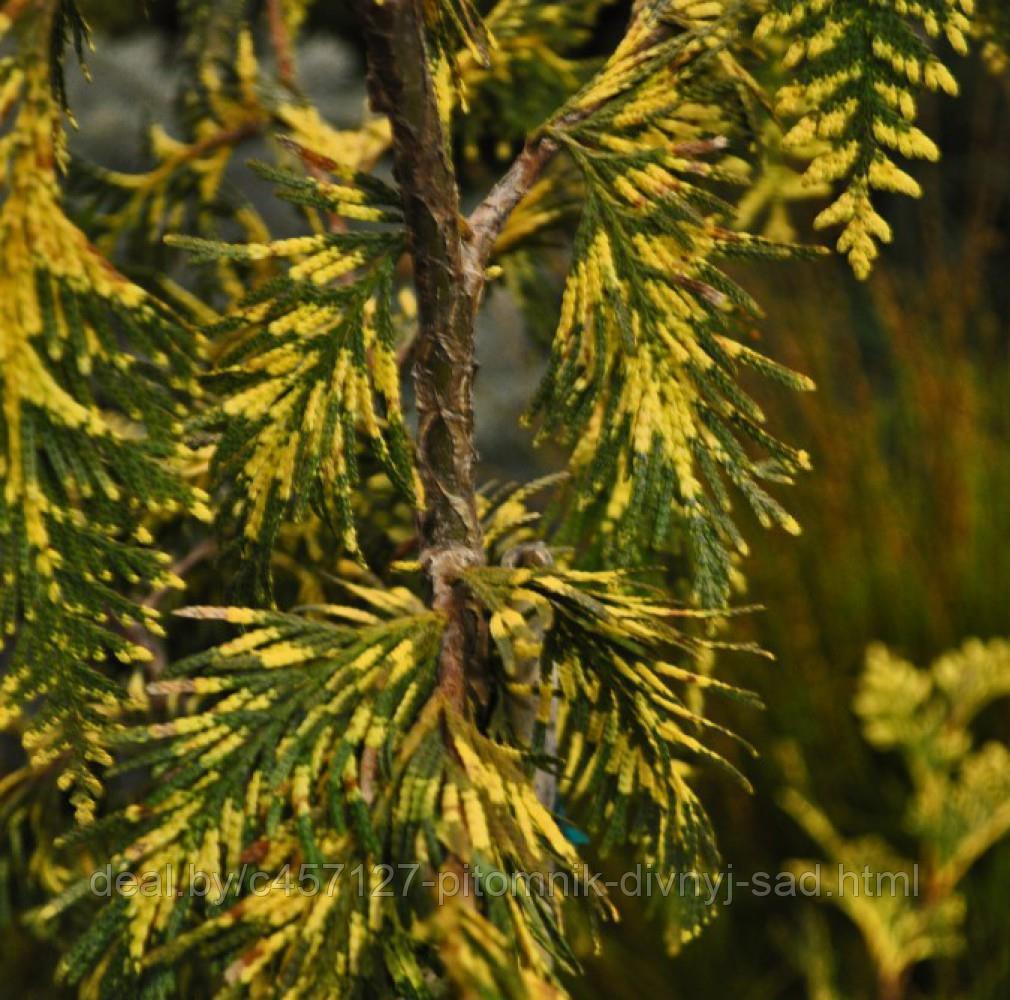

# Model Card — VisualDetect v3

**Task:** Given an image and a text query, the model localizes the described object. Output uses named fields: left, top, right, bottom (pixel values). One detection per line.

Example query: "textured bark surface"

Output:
left=358, top=0, right=486, bottom=713
left=463, top=136, right=560, bottom=294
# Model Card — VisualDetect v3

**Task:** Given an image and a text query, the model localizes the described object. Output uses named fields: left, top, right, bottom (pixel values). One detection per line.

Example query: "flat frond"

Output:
left=783, top=635, right=1010, bottom=988
left=455, top=0, right=611, bottom=159
left=532, top=39, right=817, bottom=605
left=758, top=0, right=974, bottom=277
left=39, top=594, right=444, bottom=989
left=40, top=584, right=603, bottom=994
left=465, top=562, right=762, bottom=942
left=782, top=789, right=964, bottom=985
left=70, top=25, right=392, bottom=300
left=857, top=638, right=1010, bottom=887
left=173, top=163, right=416, bottom=599
left=0, top=19, right=208, bottom=822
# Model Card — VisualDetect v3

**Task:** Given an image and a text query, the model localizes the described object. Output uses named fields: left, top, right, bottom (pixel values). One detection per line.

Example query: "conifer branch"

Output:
left=0, top=0, right=211, bottom=822
left=464, top=135, right=561, bottom=293
left=463, top=2, right=710, bottom=288
left=3, top=1, right=998, bottom=994
left=358, top=0, right=486, bottom=712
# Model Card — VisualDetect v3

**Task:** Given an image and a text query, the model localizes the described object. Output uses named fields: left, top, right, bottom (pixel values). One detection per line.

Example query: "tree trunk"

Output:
left=358, top=0, right=487, bottom=714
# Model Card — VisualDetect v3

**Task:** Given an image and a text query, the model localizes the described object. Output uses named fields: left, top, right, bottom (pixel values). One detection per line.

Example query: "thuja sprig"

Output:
left=171, top=161, right=416, bottom=599
left=527, top=29, right=817, bottom=605
left=39, top=580, right=598, bottom=993
left=0, top=4, right=209, bottom=823
left=780, top=637, right=1010, bottom=998
left=756, top=0, right=973, bottom=278
left=465, top=562, right=764, bottom=942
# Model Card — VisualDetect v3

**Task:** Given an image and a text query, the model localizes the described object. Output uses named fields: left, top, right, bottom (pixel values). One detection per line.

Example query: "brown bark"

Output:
left=462, top=136, right=560, bottom=294
left=358, top=0, right=486, bottom=713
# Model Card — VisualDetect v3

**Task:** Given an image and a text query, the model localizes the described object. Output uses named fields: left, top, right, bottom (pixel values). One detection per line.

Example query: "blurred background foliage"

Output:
left=3, top=1, right=1009, bottom=997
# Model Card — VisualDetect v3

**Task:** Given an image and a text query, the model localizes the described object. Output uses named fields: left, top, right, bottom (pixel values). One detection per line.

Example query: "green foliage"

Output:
left=0, top=0, right=1002, bottom=997
left=40, top=591, right=449, bottom=994
left=69, top=8, right=392, bottom=299
left=975, top=0, right=1010, bottom=72
left=858, top=640, right=1010, bottom=887
left=757, top=0, right=973, bottom=278
left=530, top=24, right=817, bottom=605
left=455, top=0, right=612, bottom=160
left=172, top=161, right=415, bottom=598
left=782, top=637, right=1010, bottom=997
left=555, top=84, right=1010, bottom=999
left=468, top=563, right=762, bottom=942
left=68, top=19, right=268, bottom=279
left=0, top=5, right=208, bottom=824
left=32, top=556, right=760, bottom=995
